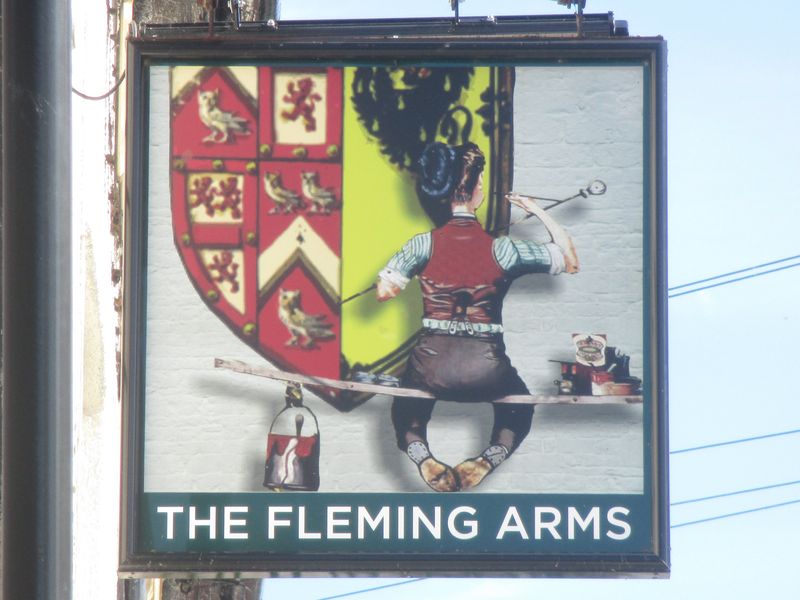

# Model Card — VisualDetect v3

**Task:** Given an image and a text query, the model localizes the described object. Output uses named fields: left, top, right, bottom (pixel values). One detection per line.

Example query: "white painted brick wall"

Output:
left=143, top=64, right=645, bottom=494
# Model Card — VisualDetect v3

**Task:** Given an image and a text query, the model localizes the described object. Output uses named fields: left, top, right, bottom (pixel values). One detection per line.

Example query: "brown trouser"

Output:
left=392, top=331, right=534, bottom=453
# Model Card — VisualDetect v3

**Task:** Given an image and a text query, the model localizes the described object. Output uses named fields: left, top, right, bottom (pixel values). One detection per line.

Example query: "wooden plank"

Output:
left=215, top=358, right=435, bottom=398
left=214, top=358, right=643, bottom=405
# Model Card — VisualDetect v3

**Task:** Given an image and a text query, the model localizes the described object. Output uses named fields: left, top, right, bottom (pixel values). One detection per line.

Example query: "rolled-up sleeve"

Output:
left=378, top=232, right=432, bottom=289
left=493, top=236, right=565, bottom=276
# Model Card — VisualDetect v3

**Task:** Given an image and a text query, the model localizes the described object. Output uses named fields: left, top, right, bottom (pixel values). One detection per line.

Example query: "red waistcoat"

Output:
left=419, top=217, right=510, bottom=324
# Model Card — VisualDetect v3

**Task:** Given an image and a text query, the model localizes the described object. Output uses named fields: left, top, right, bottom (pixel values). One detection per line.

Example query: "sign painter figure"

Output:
left=376, top=142, right=579, bottom=492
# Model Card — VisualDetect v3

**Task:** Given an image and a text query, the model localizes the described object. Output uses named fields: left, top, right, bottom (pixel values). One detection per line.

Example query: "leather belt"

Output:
left=422, top=318, right=504, bottom=336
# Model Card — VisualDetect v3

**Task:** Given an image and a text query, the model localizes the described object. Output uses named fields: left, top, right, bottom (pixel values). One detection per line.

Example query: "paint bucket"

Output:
left=263, top=385, right=320, bottom=491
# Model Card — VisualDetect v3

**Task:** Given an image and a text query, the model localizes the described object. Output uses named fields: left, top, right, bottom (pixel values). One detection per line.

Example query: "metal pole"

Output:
left=2, top=0, right=72, bottom=597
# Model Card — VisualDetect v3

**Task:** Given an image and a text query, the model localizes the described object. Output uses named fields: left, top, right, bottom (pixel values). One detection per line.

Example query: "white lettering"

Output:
left=567, top=507, right=600, bottom=540
left=447, top=506, right=478, bottom=540
left=534, top=507, right=562, bottom=540
left=606, top=507, right=631, bottom=540
left=496, top=507, right=529, bottom=540
left=412, top=506, right=441, bottom=539
left=267, top=506, right=293, bottom=539
left=327, top=506, right=352, bottom=540
left=157, top=506, right=184, bottom=540
left=223, top=506, right=249, bottom=540
left=189, top=506, right=217, bottom=540
left=298, top=506, right=322, bottom=539
left=397, top=506, right=405, bottom=540
left=357, top=506, right=391, bottom=540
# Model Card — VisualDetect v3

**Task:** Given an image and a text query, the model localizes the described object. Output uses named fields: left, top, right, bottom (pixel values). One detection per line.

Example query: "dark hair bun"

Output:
left=416, top=142, right=458, bottom=202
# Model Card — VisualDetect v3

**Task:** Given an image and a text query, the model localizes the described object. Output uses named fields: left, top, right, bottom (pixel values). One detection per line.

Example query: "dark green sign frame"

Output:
left=121, top=16, right=668, bottom=577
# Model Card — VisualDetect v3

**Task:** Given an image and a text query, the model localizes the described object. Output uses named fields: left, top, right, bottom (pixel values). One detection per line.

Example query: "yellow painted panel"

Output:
left=341, top=66, right=494, bottom=371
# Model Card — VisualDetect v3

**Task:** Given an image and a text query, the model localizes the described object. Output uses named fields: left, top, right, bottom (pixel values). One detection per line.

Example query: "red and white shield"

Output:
left=171, top=66, right=346, bottom=405
left=169, top=65, right=508, bottom=410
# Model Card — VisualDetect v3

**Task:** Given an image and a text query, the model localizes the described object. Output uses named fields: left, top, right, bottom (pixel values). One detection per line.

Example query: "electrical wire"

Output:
left=72, top=70, right=126, bottom=101
left=672, top=479, right=800, bottom=506
left=669, top=261, right=800, bottom=298
left=668, top=253, right=800, bottom=292
left=318, top=578, right=426, bottom=600
left=315, top=494, right=800, bottom=594
left=665, top=259, right=800, bottom=526
left=671, top=498, right=800, bottom=529
left=306, top=492, right=800, bottom=597
left=668, top=254, right=800, bottom=298
left=671, top=428, right=800, bottom=455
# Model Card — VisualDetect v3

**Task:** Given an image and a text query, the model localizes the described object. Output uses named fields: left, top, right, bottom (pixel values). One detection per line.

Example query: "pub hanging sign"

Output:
left=121, top=16, right=668, bottom=577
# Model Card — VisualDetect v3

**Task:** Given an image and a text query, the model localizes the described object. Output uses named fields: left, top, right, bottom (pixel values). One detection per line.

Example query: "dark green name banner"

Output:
left=141, top=492, right=651, bottom=555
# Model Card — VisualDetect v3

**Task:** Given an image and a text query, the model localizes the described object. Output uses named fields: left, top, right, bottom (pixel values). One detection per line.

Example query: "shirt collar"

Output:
left=452, top=207, right=477, bottom=219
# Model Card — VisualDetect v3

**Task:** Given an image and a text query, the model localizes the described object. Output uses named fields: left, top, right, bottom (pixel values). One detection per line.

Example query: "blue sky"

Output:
left=255, top=1, right=800, bottom=598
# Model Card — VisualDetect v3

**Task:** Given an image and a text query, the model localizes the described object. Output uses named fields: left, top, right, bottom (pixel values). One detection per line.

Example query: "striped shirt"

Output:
left=379, top=218, right=565, bottom=290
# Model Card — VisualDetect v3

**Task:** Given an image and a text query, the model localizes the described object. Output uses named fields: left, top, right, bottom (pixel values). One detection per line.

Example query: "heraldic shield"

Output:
left=170, top=65, right=512, bottom=411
